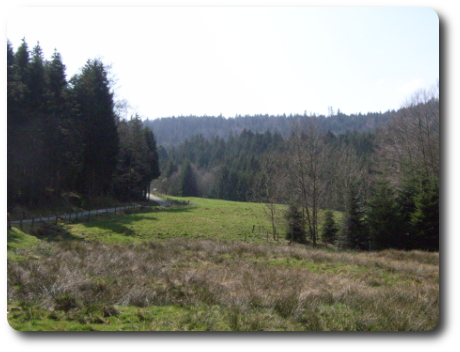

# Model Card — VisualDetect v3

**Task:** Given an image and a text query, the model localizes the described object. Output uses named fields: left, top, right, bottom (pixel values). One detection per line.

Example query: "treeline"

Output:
left=154, top=86, right=439, bottom=251
left=155, top=130, right=286, bottom=200
left=7, top=39, right=160, bottom=208
left=154, top=129, right=374, bottom=205
left=144, top=109, right=394, bottom=147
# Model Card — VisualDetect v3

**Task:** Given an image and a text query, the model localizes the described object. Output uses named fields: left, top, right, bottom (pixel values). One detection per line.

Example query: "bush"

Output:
left=54, top=294, right=80, bottom=312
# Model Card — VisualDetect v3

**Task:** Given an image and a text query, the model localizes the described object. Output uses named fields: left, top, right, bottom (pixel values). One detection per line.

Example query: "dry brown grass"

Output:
left=8, top=239, right=439, bottom=331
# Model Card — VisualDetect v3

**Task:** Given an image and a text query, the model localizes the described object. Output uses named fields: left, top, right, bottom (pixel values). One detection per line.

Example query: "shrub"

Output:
left=54, top=294, right=80, bottom=312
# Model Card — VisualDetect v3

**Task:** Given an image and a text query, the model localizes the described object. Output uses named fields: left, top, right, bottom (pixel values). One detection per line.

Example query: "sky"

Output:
left=6, top=6, right=439, bottom=119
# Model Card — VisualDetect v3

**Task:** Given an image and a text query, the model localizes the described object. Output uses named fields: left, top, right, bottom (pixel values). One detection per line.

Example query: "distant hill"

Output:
left=143, top=111, right=395, bottom=147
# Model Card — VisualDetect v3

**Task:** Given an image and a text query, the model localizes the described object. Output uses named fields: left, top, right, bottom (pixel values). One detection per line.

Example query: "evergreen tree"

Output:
left=213, top=165, right=231, bottom=200
left=143, top=127, right=161, bottom=197
left=27, top=42, right=47, bottom=112
left=285, top=205, right=306, bottom=243
left=42, top=48, right=82, bottom=193
left=13, top=38, right=30, bottom=84
left=113, top=115, right=161, bottom=201
left=179, top=162, right=198, bottom=197
left=321, top=210, right=338, bottom=244
left=164, top=160, right=178, bottom=178
left=70, top=59, right=119, bottom=196
left=366, top=182, right=405, bottom=250
left=9, top=39, right=48, bottom=205
left=45, top=49, right=68, bottom=110
left=410, top=178, right=439, bottom=251
left=340, top=183, right=368, bottom=250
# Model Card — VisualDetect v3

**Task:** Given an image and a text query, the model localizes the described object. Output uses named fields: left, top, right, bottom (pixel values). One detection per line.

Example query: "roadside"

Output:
left=9, top=194, right=171, bottom=225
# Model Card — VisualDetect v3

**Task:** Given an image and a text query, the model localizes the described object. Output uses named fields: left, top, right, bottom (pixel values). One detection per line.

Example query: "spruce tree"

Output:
left=13, top=38, right=30, bottom=84
left=410, top=178, right=439, bottom=251
left=285, top=205, right=306, bottom=243
left=366, top=182, right=404, bottom=250
left=42, top=49, right=80, bottom=193
left=27, top=42, right=47, bottom=112
left=143, top=127, right=161, bottom=197
left=340, top=183, right=368, bottom=250
left=70, top=59, right=119, bottom=196
left=321, top=210, right=338, bottom=244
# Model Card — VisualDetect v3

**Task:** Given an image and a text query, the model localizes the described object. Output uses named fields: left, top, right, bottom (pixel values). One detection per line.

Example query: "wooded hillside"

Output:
left=144, top=110, right=394, bottom=148
left=151, top=85, right=439, bottom=251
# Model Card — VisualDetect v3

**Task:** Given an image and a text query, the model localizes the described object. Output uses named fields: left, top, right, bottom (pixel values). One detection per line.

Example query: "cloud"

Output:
left=397, top=78, right=426, bottom=96
left=377, top=78, right=385, bottom=86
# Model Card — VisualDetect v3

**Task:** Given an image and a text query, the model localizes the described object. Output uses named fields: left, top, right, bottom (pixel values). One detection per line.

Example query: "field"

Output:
left=7, top=197, right=439, bottom=331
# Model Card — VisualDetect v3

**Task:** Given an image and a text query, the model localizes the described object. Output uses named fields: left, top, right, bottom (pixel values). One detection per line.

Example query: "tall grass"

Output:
left=8, top=238, right=438, bottom=331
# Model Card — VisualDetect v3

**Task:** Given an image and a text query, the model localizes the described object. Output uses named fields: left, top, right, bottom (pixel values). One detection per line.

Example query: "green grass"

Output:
left=7, top=196, right=438, bottom=331
left=65, top=197, right=292, bottom=244
left=7, top=227, right=41, bottom=260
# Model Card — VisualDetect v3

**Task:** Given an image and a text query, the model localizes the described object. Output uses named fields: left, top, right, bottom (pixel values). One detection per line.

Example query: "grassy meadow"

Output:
left=7, top=197, right=438, bottom=331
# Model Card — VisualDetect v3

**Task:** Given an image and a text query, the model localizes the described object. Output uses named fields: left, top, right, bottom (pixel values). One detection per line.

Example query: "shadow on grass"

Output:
left=9, top=223, right=84, bottom=244
left=7, top=228, right=27, bottom=246
left=77, top=206, right=195, bottom=237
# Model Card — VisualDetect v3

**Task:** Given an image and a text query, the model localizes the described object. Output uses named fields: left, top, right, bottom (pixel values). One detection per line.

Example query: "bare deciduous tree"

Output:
left=253, top=152, right=286, bottom=241
left=329, top=144, right=370, bottom=211
left=286, top=118, right=332, bottom=246
left=377, top=82, right=439, bottom=187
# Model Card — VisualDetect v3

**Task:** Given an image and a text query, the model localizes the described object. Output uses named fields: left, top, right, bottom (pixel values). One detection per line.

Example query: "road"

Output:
left=148, top=193, right=173, bottom=207
left=10, top=194, right=171, bottom=224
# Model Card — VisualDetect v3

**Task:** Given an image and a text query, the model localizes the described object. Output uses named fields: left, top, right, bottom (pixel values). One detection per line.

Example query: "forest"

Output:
left=7, top=38, right=439, bottom=252
left=7, top=39, right=160, bottom=207
left=143, top=109, right=395, bottom=148
left=150, top=88, right=439, bottom=252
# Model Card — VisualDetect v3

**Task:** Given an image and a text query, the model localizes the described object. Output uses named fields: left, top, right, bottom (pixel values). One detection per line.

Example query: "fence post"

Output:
left=32, top=217, right=35, bottom=229
left=55, top=214, right=58, bottom=225
left=88, top=210, right=91, bottom=222
left=20, top=214, right=23, bottom=230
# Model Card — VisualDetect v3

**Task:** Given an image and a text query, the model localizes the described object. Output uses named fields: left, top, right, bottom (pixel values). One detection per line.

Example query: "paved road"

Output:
left=10, top=194, right=171, bottom=224
left=148, top=193, right=173, bottom=207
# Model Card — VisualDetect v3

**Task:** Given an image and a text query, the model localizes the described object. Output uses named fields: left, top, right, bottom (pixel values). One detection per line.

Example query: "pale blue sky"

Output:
left=7, top=7, right=439, bottom=118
